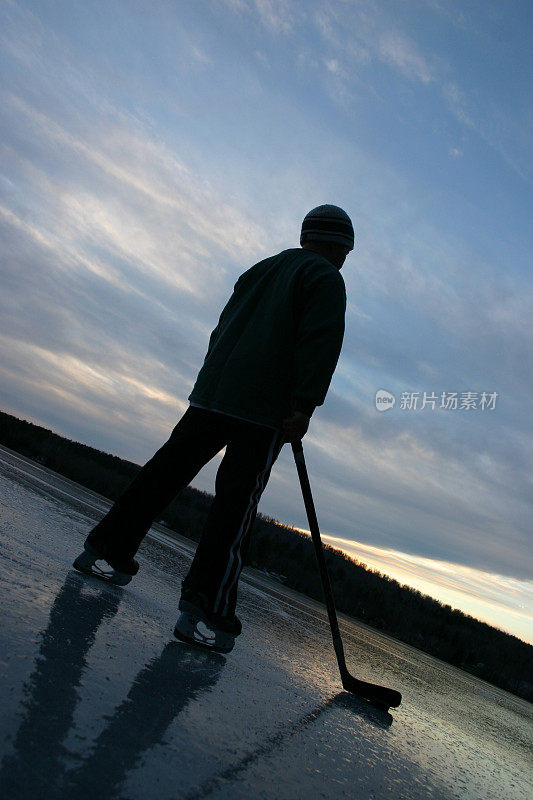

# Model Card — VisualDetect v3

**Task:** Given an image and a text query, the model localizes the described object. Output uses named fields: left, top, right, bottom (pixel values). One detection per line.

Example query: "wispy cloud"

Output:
left=312, top=3, right=437, bottom=85
left=377, top=31, right=435, bottom=84
left=222, top=0, right=294, bottom=33
left=308, top=1, right=531, bottom=182
left=1, top=92, right=270, bottom=299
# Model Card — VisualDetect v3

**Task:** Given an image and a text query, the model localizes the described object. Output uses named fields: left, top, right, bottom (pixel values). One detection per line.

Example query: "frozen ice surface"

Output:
left=0, top=445, right=532, bottom=800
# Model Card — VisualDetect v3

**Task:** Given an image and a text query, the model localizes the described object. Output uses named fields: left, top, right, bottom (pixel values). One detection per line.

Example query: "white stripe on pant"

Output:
left=214, top=430, right=282, bottom=615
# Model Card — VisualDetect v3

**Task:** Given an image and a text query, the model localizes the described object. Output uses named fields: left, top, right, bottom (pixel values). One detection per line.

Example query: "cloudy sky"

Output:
left=1, top=0, right=532, bottom=642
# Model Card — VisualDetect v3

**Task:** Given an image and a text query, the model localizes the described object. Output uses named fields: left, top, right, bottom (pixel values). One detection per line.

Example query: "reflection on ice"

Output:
left=1, top=448, right=532, bottom=800
left=0, top=572, right=226, bottom=800
left=0, top=574, right=122, bottom=798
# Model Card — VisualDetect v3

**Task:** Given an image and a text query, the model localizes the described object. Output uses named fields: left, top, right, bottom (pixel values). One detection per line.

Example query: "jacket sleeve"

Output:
left=292, top=267, right=346, bottom=416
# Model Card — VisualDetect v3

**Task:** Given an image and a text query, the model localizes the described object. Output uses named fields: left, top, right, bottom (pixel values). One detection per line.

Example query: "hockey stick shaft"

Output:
left=291, top=440, right=402, bottom=709
left=291, top=440, right=349, bottom=677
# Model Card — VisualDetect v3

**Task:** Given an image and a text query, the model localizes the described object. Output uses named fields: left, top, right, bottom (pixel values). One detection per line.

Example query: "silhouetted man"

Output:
left=74, top=204, right=354, bottom=653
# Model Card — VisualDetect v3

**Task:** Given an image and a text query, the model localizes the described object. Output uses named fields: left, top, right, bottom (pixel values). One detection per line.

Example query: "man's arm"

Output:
left=291, top=270, right=346, bottom=414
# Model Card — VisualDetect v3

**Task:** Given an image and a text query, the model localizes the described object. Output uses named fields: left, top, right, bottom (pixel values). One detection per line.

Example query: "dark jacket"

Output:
left=189, top=248, right=346, bottom=429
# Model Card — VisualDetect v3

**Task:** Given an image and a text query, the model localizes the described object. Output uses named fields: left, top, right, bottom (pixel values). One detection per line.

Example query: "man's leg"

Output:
left=83, top=407, right=229, bottom=563
left=181, top=420, right=285, bottom=619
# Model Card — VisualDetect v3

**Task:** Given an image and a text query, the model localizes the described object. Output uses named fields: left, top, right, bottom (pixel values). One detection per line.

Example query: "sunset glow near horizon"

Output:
left=320, top=533, right=533, bottom=646
left=286, top=524, right=533, bottom=645
left=1, top=2, right=531, bottom=643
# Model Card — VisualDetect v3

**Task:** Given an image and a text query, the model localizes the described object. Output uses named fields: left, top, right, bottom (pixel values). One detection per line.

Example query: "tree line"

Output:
left=1, top=410, right=531, bottom=702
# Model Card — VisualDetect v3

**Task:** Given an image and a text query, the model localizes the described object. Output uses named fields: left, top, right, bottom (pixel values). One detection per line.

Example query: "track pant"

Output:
left=86, top=406, right=285, bottom=616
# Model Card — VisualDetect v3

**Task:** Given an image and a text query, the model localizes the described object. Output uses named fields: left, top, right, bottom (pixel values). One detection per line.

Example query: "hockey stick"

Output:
left=291, top=441, right=402, bottom=711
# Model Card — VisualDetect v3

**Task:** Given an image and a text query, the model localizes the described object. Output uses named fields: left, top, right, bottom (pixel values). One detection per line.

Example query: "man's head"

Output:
left=300, top=204, right=354, bottom=269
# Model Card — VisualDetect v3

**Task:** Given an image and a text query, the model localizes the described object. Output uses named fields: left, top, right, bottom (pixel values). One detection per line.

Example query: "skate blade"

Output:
left=73, top=551, right=132, bottom=586
left=173, top=612, right=234, bottom=654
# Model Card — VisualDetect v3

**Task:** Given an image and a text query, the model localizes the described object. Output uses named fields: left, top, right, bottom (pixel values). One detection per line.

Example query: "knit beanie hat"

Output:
left=300, top=205, right=354, bottom=251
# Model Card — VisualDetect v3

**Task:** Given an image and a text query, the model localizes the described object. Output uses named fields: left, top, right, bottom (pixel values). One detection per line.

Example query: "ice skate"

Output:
left=173, top=592, right=241, bottom=654
left=73, top=542, right=139, bottom=586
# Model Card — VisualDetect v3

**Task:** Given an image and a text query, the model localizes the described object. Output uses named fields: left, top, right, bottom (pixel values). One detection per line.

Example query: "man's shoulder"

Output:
left=236, top=248, right=343, bottom=289
left=265, top=247, right=308, bottom=264
left=273, top=248, right=342, bottom=275
left=297, top=250, right=345, bottom=285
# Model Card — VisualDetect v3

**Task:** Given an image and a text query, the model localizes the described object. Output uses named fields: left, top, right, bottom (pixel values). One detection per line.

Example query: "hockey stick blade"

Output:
left=342, top=672, right=402, bottom=709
